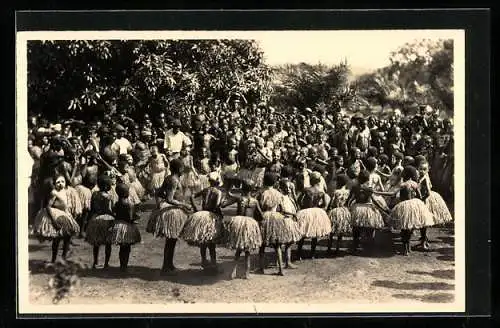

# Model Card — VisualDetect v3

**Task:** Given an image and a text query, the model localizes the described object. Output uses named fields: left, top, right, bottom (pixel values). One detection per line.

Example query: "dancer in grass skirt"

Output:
left=348, top=170, right=387, bottom=253
left=180, top=144, right=200, bottom=197
left=33, top=174, right=80, bottom=263
left=256, top=173, right=295, bottom=276
left=110, top=183, right=142, bottom=273
left=181, top=172, right=224, bottom=273
left=146, top=158, right=192, bottom=274
left=85, top=174, right=115, bottom=269
left=149, top=145, right=169, bottom=199
left=125, top=154, right=145, bottom=200
left=222, top=179, right=264, bottom=279
left=381, top=166, right=435, bottom=255
left=74, top=174, right=96, bottom=238
left=418, top=160, right=453, bottom=226
left=296, top=171, right=333, bottom=260
left=326, top=174, right=352, bottom=255
left=277, top=178, right=302, bottom=269
left=117, top=156, right=141, bottom=206
left=195, top=147, right=211, bottom=192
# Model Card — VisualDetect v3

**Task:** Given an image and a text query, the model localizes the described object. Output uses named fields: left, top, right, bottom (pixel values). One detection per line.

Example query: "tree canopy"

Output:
left=355, top=39, right=454, bottom=116
left=28, top=40, right=273, bottom=120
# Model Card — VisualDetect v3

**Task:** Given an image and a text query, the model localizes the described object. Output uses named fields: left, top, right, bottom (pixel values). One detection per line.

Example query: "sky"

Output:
left=252, top=30, right=457, bottom=71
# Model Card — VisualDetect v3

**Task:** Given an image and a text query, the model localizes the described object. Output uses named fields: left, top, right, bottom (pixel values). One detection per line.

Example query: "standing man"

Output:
left=164, top=119, right=192, bottom=160
left=112, top=124, right=133, bottom=155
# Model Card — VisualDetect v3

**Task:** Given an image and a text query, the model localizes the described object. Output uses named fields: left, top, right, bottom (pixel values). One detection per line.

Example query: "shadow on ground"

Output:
left=392, top=292, right=454, bottom=303
left=372, top=280, right=454, bottom=291
left=407, top=269, right=454, bottom=280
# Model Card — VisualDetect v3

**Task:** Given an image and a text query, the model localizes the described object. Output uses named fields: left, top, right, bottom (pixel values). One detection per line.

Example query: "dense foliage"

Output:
left=355, top=39, right=454, bottom=116
left=28, top=40, right=273, bottom=120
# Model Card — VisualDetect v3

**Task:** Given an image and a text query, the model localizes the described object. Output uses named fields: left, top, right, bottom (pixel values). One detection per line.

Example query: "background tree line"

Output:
left=28, top=38, right=453, bottom=120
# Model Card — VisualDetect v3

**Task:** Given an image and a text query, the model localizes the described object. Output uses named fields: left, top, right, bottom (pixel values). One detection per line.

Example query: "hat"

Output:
left=115, top=124, right=125, bottom=132
left=305, top=107, right=313, bottom=113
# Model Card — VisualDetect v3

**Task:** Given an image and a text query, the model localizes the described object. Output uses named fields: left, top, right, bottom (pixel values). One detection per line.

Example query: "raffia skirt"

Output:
left=197, top=174, right=210, bottom=192
left=252, top=167, right=266, bottom=188
left=350, top=203, right=385, bottom=229
left=237, top=168, right=254, bottom=184
left=180, top=211, right=224, bottom=246
left=260, top=211, right=302, bottom=245
left=146, top=206, right=189, bottom=239
left=223, top=216, right=262, bottom=251
left=328, top=207, right=352, bottom=235
left=75, top=185, right=92, bottom=211
left=67, top=186, right=83, bottom=217
left=33, top=208, right=80, bottom=239
left=296, top=208, right=332, bottom=239
left=150, top=170, right=166, bottom=190
left=85, top=214, right=115, bottom=245
left=130, top=179, right=146, bottom=200
left=425, top=191, right=453, bottom=225
left=181, top=171, right=200, bottom=190
left=391, top=198, right=435, bottom=230
left=109, top=220, right=141, bottom=245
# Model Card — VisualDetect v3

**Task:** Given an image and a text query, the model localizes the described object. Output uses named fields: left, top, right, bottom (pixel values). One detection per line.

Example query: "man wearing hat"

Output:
left=112, top=123, right=133, bottom=155
left=164, top=118, right=192, bottom=160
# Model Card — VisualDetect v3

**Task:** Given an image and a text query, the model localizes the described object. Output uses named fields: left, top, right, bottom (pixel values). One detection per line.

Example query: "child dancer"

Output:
left=146, top=159, right=191, bottom=274
left=110, top=183, right=142, bottom=272
left=180, top=144, right=199, bottom=197
left=74, top=174, right=96, bottom=238
left=180, top=172, right=225, bottom=273
left=295, top=172, right=333, bottom=260
left=223, top=179, right=264, bottom=279
left=85, top=174, right=115, bottom=269
left=149, top=145, right=170, bottom=204
left=384, top=166, right=434, bottom=255
left=33, top=174, right=80, bottom=264
left=257, top=173, right=299, bottom=276
left=326, top=174, right=352, bottom=255
left=348, top=170, right=386, bottom=253
left=277, top=178, right=302, bottom=269
left=125, top=154, right=145, bottom=201
left=196, top=147, right=211, bottom=192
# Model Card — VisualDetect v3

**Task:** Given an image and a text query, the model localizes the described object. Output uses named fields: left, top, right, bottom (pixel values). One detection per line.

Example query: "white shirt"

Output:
left=113, top=137, right=132, bottom=155
left=164, top=129, right=192, bottom=154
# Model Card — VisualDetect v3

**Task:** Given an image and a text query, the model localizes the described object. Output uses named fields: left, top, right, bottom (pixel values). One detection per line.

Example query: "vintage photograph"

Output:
left=16, top=30, right=465, bottom=314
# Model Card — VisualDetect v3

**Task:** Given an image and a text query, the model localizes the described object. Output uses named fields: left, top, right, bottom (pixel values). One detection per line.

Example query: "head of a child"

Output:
left=97, top=174, right=112, bottom=192
left=263, top=172, right=278, bottom=188
left=365, top=157, right=378, bottom=172
left=150, top=145, right=159, bottom=156
left=402, top=166, right=419, bottom=182
left=336, top=174, right=349, bottom=189
left=310, top=171, right=322, bottom=186
left=180, top=144, right=190, bottom=157
left=115, top=183, right=130, bottom=199
left=379, top=154, right=389, bottom=166
left=170, top=158, right=184, bottom=176
left=357, top=170, right=370, bottom=185
left=417, top=160, right=430, bottom=178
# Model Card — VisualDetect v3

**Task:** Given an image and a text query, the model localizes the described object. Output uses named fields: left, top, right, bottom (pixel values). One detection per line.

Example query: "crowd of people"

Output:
left=26, top=100, right=454, bottom=278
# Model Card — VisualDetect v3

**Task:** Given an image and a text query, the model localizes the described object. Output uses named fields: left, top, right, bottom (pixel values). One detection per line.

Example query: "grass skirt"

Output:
left=260, top=211, right=302, bottom=245
left=425, top=191, right=453, bottom=225
left=296, top=208, right=332, bottom=239
left=85, top=214, right=115, bottom=245
left=391, top=198, right=435, bottom=230
left=372, top=194, right=390, bottom=213
left=150, top=171, right=166, bottom=190
left=351, top=203, right=385, bottom=229
left=127, top=185, right=141, bottom=205
left=109, top=220, right=141, bottom=245
left=33, top=208, right=80, bottom=239
left=146, top=206, right=188, bottom=239
left=75, top=185, right=92, bottom=211
left=252, top=167, right=266, bottom=188
left=328, top=207, right=352, bottom=235
left=130, top=180, right=145, bottom=200
left=180, top=211, right=223, bottom=245
left=67, top=186, right=83, bottom=217
left=197, top=174, right=210, bottom=192
left=237, top=168, right=254, bottom=183
left=223, top=216, right=262, bottom=250
left=181, top=171, right=200, bottom=190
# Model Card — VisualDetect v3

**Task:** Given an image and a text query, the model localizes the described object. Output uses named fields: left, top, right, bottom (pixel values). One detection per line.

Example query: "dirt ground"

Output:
left=28, top=200, right=456, bottom=305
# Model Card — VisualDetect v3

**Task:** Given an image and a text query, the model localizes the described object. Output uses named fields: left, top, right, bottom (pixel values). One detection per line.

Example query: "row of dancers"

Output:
left=32, top=154, right=453, bottom=278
